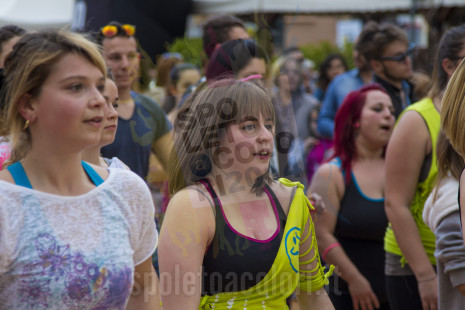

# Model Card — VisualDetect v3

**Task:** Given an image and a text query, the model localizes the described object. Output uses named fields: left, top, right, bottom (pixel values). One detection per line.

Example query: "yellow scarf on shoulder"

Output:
left=199, top=179, right=333, bottom=309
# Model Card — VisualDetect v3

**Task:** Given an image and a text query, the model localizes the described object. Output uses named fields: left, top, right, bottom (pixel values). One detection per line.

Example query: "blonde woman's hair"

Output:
left=433, top=130, right=465, bottom=202
left=441, top=58, right=465, bottom=160
left=1, top=30, right=106, bottom=164
left=168, top=79, right=276, bottom=195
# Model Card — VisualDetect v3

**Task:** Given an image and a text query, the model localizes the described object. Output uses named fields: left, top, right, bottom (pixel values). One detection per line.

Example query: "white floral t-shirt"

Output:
left=0, top=168, right=157, bottom=309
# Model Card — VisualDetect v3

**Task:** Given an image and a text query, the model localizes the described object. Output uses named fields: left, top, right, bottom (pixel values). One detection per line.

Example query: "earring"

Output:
left=23, top=119, right=30, bottom=131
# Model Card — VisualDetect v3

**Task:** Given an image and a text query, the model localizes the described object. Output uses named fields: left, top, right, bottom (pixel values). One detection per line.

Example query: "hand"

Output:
left=417, top=276, right=438, bottom=310
left=347, top=275, right=380, bottom=310
left=309, top=192, right=326, bottom=220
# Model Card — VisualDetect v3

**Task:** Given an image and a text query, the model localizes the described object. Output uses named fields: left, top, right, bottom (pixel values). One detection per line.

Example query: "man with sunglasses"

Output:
left=359, top=21, right=415, bottom=119
left=96, top=21, right=173, bottom=180
left=318, top=21, right=415, bottom=140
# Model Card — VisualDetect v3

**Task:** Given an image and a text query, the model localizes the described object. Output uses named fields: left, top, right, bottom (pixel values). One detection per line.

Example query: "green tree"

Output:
left=166, top=37, right=204, bottom=68
left=300, top=40, right=354, bottom=70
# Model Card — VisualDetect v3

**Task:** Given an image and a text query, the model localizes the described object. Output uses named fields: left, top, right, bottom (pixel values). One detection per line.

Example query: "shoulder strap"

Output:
left=328, top=156, right=345, bottom=178
left=7, top=162, right=33, bottom=189
left=264, top=183, right=287, bottom=220
left=198, top=179, right=221, bottom=215
left=81, top=161, right=104, bottom=186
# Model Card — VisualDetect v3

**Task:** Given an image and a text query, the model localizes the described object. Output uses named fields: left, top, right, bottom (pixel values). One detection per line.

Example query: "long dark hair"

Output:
left=317, top=54, right=348, bottom=92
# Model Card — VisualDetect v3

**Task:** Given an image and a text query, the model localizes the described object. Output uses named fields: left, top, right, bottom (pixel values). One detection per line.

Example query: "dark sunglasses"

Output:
left=100, top=24, right=136, bottom=38
left=378, top=43, right=415, bottom=62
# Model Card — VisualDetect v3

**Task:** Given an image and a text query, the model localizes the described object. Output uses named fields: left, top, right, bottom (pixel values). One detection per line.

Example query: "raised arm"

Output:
left=158, top=188, right=215, bottom=309
left=384, top=111, right=437, bottom=307
left=310, top=163, right=379, bottom=310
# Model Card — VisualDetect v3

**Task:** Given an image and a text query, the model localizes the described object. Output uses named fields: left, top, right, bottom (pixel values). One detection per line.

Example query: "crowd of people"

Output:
left=1, top=12, right=465, bottom=310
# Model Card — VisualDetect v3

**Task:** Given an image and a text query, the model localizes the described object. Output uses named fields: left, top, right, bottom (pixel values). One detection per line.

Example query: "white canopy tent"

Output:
left=0, top=0, right=74, bottom=29
left=192, top=0, right=465, bottom=14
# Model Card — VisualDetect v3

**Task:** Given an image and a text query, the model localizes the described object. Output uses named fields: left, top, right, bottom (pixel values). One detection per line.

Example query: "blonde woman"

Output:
left=0, top=30, right=160, bottom=309
left=442, top=54, right=465, bottom=237
left=423, top=131, right=465, bottom=309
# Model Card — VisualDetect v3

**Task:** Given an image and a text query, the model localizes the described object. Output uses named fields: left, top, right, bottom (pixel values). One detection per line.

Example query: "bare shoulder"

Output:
left=168, top=184, right=215, bottom=214
left=387, top=110, right=431, bottom=162
left=312, top=163, right=344, bottom=187
left=394, top=110, right=430, bottom=141
left=163, top=185, right=216, bottom=244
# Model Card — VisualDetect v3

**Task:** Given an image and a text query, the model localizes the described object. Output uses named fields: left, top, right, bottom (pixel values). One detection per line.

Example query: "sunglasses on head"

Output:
left=378, top=43, right=415, bottom=62
left=100, top=24, right=136, bottom=38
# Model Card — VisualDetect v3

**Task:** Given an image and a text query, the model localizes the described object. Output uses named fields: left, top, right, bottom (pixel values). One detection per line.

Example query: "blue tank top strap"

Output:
left=81, top=161, right=104, bottom=186
left=329, top=156, right=345, bottom=178
left=7, top=161, right=103, bottom=188
left=7, top=162, right=33, bottom=189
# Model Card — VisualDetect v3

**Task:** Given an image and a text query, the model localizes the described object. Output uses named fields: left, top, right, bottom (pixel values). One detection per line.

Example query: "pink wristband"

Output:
left=322, top=242, right=341, bottom=261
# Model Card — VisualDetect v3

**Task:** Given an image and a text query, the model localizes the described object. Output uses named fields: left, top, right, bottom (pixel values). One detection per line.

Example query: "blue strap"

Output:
left=7, top=162, right=33, bottom=189
left=329, top=156, right=346, bottom=179
left=81, top=161, right=104, bottom=186
left=7, top=161, right=104, bottom=188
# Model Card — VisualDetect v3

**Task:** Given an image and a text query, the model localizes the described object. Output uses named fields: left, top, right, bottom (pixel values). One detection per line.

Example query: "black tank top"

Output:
left=200, top=179, right=287, bottom=295
left=328, top=160, right=389, bottom=303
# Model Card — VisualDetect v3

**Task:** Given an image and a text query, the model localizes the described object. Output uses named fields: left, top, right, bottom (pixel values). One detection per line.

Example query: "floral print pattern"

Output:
left=18, top=233, right=133, bottom=309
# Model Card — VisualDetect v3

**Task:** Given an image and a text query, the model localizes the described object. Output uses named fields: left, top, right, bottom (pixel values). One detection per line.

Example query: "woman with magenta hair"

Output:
left=310, top=84, right=395, bottom=309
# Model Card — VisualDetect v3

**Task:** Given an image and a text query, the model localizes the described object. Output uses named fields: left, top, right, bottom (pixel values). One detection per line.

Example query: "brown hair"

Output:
left=168, top=79, right=276, bottom=195
left=1, top=30, right=106, bottom=164
left=202, top=15, right=246, bottom=59
left=428, top=24, right=465, bottom=99
left=436, top=130, right=464, bottom=181
left=357, top=21, right=408, bottom=62
left=433, top=130, right=465, bottom=201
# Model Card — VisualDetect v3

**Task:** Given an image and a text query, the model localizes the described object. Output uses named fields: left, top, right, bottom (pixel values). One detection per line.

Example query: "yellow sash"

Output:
left=199, top=179, right=333, bottom=309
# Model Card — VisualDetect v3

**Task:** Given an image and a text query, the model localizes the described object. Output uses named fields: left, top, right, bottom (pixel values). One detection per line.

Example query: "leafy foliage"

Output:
left=300, top=40, right=355, bottom=70
left=166, top=37, right=204, bottom=68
